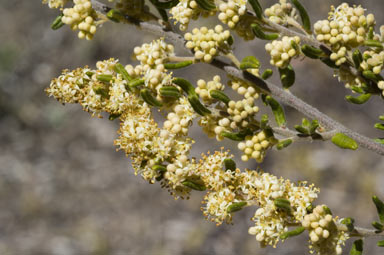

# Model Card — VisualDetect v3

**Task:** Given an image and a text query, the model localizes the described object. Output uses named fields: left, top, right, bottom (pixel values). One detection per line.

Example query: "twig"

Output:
left=90, top=0, right=384, bottom=156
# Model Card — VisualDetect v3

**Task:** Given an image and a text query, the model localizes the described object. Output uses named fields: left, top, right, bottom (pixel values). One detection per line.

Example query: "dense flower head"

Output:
left=195, top=75, right=225, bottom=103
left=314, top=3, right=375, bottom=50
left=302, top=205, right=349, bottom=255
left=185, top=25, right=231, bottom=63
left=218, top=0, right=247, bottom=29
left=265, top=36, right=301, bottom=68
left=264, top=0, right=297, bottom=25
left=42, top=0, right=68, bottom=9
left=170, top=0, right=216, bottom=31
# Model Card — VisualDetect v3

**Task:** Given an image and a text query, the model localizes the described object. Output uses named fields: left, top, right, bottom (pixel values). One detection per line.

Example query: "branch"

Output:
left=336, top=223, right=384, bottom=237
left=90, top=0, right=384, bottom=156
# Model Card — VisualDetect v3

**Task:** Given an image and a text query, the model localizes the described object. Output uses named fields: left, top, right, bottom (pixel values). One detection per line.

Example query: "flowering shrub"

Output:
left=44, top=0, right=384, bottom=254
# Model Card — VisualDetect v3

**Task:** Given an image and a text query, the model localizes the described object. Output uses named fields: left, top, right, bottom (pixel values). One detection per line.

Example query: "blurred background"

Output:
left=0, top=0, right=384, bottom=254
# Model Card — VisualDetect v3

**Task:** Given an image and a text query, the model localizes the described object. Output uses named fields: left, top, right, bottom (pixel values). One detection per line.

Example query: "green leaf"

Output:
left=223, top=158, right=236, bottom=171
left=345, top=93, right=371, bottom=104
left=108, top=113, right=121, bottom=121
left=107, top=9, right=124, bottom=23
left=195, top=0, right=216, bottom=11
left=96, top=74, right=113, bottom=83
left=378, top=240, right=384, bottom=247
left=294, top=125, right=309, bottom=135
left=188, top=95, right=211, bottom=116
left=159, top=86, right=181, bottom=98
left=372, top=221, right=384, bottom=232
left=140, top=89, right=163, bottom=107
left=156, top=7, right=169, bottom=22
left=251, top=23, right=279, bottom=40
left=129, top=78, right=145, bottom=88
left=276, top=139, right=293, bottom=150
left=380, top=115, right=384, bottom=121
left=227, top=202, right=247, bottom=213
left=149, top=0, right=179, bottom=9
left=375, top=138, right=384, bottom=144
left=352, top=49, right=363, bottom=69
left=309, top=120, right=319, bottom=134
left=321, top=57, right=339, bottom=69
left=331, top=133, right=358, bottom=150
left=373, top=195, right=384, bottom=223
left=210, top=90, right=230, bottom=105
left=240, top=56, right=260, bottom=70
left=279, top=65, right=295, bottom=89
left=362, top=70, right=380, bottom=82
left=323, top=205, right=332, bottom=215
left=265, top=95, right=286, bottom=127
left=301, top=44, right=323, bottom=59
left=350, top=239, right=363, bottom=255
left=375, top=123, right=384, bottom=131
left=280, top=227, right=306, bottom=240
left=51, top=14, right=65, bottom=30
left=114, top=63, right=132, bottom=82
left=182, top=180, right=206, bottom=191
left=221, top=131, right=249, bottom=141
left=364, top=39, right=383, bottom=49
left=262, top=69, right=273, bottom=80
left=261, top=114, right=269, bottom=129
left=274, top=198, right=292, bottom=213
left=153, top=165, right=167, bottom=173
left=173, top=77, right=196, bottom=96
left=291, top=0, right=311, bottom=33
left=164, top=60, right=193, bottom=69
left=249, top=0, right=263, bottom=19
left=341, top=217, right=355, bottom=232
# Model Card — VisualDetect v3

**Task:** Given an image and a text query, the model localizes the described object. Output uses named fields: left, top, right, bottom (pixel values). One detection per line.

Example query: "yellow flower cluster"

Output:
left=163, top=97, right=197, bottom=135
left=229, top=80, right=259, bottom=99
left=170, top=0, right=216, bottom=31
left=361, top=50, right=384, bottom=74
left=302, top=205, right=349, bottom=255
left=314, top=3, right=375, bottom=49
left=42, top=0, right=67, bottom=9
left=329, top=47, right=347, bottom=66
left=185, top=25, right=231, bottom=63
left=195, top=75, right=225, bottom=103
left=61, top=0, right=98, bottom=40
left=226, top=98, right=259, bottom=129
left=218, top=0, right=247, bottom=29
left=264, top=0, right=297, bottom=25
left=265, top=36, right=301, bottom=68
left=237, top=131, right=272, bottom=162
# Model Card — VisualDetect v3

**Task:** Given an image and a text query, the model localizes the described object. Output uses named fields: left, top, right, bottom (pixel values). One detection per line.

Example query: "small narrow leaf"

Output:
left=280, top=227, right=306, bottom=240
left=108, top=113, right=121, bottom=121
left=149, top=0, right=179, bottom=9
left=345, top=93, right=371, bottom=104
left=261, top=114, right=269, bottom=129
left=224, top=158, right=236, bottom=171
left=294, top=125, right=309, bottom=135
left=321, top=57, right=339, bottom=69
left=221, top=131, right=247, bottom=141
left=140, top=89, right=163, bottom=107
left=274, top=198, right=292, bottom=213
left=265, top=95, right=286, bottom=127
left=364, top=39, right=383, bottom=49
left=96, top=74, right=113, bottom=83
left=276, top=139, right=293, bottom=150
left=279, top=65, right=295, bottom=89
left=227, top=202, right=247, bottom=213
left=164, top=60, right=193, bottom=69
left=374, top=123, right=384, bottom=131
left=195, top=0, right=216, bottom=11
left=372, top=195, right=384, bottom=223
left=352, top=49, right=363, bottom=69
left=301, top=44, right=323, bottom=59
left=153, top=165, right=167, bottom=173
left=240, top=56, right=260, bottom=70
left=291, top=0, right=311, bottom=33
left=350, top=239, right=363, bottom=255
left=159, top=86, right=181, bottom=98
left=182, top=180, right=206, bottom=191
left=210, top=90, right=230, bottom=105
left=262, top=69, right=273, bottom=80
left=309, top=120, right=319, bottom=134
left=375, top=138, right=384, bottom=144
left=51, top=14, right=65, bottom=30
left=331, top=133, right=358, bottom=150
left=173, top=77, right=196, bottom=96
left=249, top=0, right=263, bottom=19
left=323, top=205, right=332, bottom=215
left=379, top=115, right=384, bottom=121
left=188, top=95, right=211, bottom=116
left=128, top=78, right=145, bottom=87
left=341, top=217, right=355, bottom=232
left=378, top=240, right=384, bottom=247
left=372, top=221, right=384, bottom=232
left=107, top=9, right=124, bottom=23
left=251, top=23, right=279, bottom=40
left=362, top=70, right=380, bottom=82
